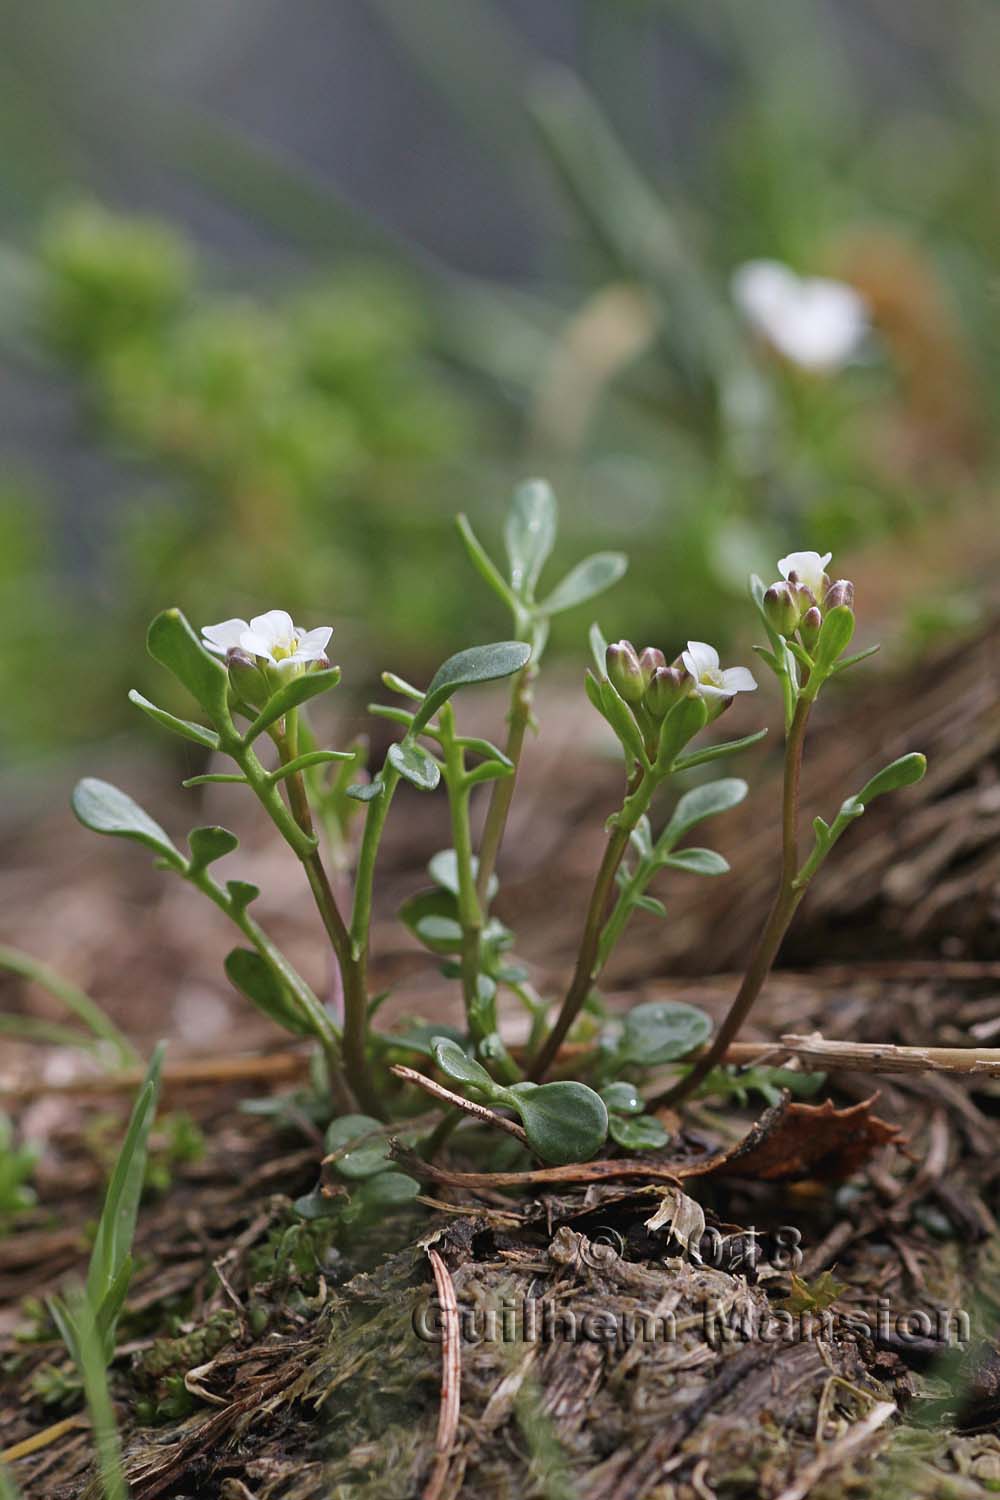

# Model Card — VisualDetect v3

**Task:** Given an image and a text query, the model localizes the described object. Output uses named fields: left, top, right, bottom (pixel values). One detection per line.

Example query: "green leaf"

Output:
left=455, top=513, right=521, bottom=614
left=600, top=1081, right=644, bottom=1115
left=633, top=894, right=667, bottom=916
left=597, top=678, right=648, bottom=766
left=455, top=736, right=513, bottom=768
left=629, top=816, right=654, bottom=859
left=72, top=779, right=183, bottom=868
left=750, top=573, right=782, bottom=653
left=413, top=642, right=532, bottom=733
left=589, top=621, right=609, bottom=677
left=660, top=848, right=730, bottom=877
left=128, top=690, right=220, bottom=751
left=147, top=609, right=232, bottom=726
left=431, top=1036, right=497, bottom=1095
left=187, top=825, right=239, bottom=874
left=857, top=753, right=927, bottom=805
left=655, top=694, right=709, bottom=769
left=243, top=666, right=342, bottom=742
left=269, top=749, right=354, bottom=783
left=181, top=773, right=248, bottom=788
left=293, top=1188, right=340, bottom=1221
left=85, top=1043, right=165, bottom=1329
left=463, top=759, right=515, bottom=788
left=832, top=643, right=880, bottom=674
left=618, top=1000, right=711, bottom=1066
left=417, top=914, right=465, bottom=948
left=398, top=889, right=464, bottom=953
left=381, top=671, right=424, bottom=701
left=538, top=552, right=628, bottom=617
left=224, top=948, right=313, bottom=1036
left=671, top=727, right=768, bottom=772
left=388, top=740, right=441, bottom=791
left=428, top=849, right=499, bottom=903
left=513, top=1081, right=607, bottom=1165
left=93, top=1254, right=134, bottom=1358
left=325, top=1114, right=392, bottom=1179
left=609, top=1113, right=671, bottom=1151
left=375, top=1022, right=467, bottom=1058
left=662, top=778, right=748, bottom=846
left=368, top=703, right=416, bottom=729
left=345, top=1171, right=421, bottom=1219
left=325, top=1113, right=381, bottom=1154
left=226, top=879, right=260, bottom=914
left=813, top=605, right=855, bottom=674
left=346, top=780, right=383, bottom=802
left=505, top=478, right=557, bottom=599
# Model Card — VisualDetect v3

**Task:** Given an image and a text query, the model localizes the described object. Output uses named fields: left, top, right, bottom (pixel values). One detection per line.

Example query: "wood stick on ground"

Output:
left=774, top=1400, right=896, bottom=1500
left=0, top=1049, right=309, bottom=1100
left=390, top=1063, right=529, bottom=1145
left=423, top=1247, right=461, bottom=1500
left=779, top=1034, right=1000, bottom=1076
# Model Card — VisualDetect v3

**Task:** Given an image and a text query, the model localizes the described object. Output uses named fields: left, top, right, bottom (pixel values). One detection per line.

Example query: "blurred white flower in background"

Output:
left=732, top=260, right=869, bottom=372
left=202, top=610, right=332, bottom=671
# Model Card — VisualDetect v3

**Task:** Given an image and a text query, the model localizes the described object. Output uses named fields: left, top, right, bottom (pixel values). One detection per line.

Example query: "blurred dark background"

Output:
left=1, top=0, right=997, bottom=759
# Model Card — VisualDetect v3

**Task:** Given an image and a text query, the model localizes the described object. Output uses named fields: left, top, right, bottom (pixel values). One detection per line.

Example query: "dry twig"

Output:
left=390, top=1063, right=529, bottom=1145
left=423, top=1248, right=461, bottom=1500
left=780, top=1034, right=1000, bottom=1077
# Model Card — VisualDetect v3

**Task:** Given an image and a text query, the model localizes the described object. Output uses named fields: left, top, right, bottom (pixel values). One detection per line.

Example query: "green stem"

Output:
left=529, top=773, right=656, bottom=1081
left=350, top=767, right=402, bottom=960
left=242, top=716, right=366, bottom=1112
left=441, top=708, right=484, bottom=1030
left=342, top=763, right=403, bottom=1116
left=475, top=662, right=535, bottom=906
left=0, top=945, right=141, bottom=1068
left=650, top=697, right=813, bottom=1109
left=595, top=861, right=646, bottom=973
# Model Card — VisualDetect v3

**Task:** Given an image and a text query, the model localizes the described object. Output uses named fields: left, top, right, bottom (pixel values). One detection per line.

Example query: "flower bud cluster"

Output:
left=605, top=640, right=689, bottom=722
left=762, top=551, right=855, bottom=643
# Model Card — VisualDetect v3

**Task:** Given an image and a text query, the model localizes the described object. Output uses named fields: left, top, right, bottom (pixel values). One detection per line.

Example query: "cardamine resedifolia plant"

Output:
left=72, top=484, right=926, bottom=1209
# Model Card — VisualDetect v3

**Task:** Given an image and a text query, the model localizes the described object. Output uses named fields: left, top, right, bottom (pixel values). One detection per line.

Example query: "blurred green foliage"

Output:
left=5, top=201, right=481, bottom=752
left=0, top=2, right=994, bottom=757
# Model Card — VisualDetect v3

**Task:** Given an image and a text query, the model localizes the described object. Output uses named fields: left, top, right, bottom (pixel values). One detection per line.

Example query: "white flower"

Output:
left=732, top=260, right=868, bottom=372
left=681, top=641, right=758, bottom=701
left=202, top=610, right=332, bottom=672
left=777, top=551, right=832, bottom=603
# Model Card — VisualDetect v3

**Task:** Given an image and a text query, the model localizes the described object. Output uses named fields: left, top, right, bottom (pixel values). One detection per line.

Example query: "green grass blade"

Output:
left=0, top=945, right=140, bottom=1068
left=85, top=1043, right=165, bottom=1314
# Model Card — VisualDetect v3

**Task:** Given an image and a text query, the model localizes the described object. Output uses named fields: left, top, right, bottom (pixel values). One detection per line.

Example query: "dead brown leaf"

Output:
left=684, top=1094, right=904, bottom=1183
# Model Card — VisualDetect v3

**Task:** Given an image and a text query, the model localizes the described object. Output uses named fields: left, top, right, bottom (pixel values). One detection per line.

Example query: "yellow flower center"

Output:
left=271, top=637, right=299, bottom=662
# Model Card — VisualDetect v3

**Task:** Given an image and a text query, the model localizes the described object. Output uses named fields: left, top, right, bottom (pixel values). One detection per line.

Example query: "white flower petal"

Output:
left=684, top=641, right=720, bottom=676
left=720, top=666, right=758, bottom=695
left=296, top=625, right=333, bottom=657
left=249, top=610, right=295, bottom=650
left=692, top=680, right=729, bottom=700
left=240, top=630, right=277, bottom=663
left=778, top=550, right=832, bottom=600
left=201, top=618, right=249, bottom=655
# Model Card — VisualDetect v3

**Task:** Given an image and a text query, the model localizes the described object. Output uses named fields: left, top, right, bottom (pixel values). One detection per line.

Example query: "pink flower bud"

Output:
left=637, top=646, right=666, bottom=689
left=644, top=665, right=689, bottom=720
left=763, top=582, right=801, bottom=637
left=823, top=579, right=855, bottom=612
left=799, top=606, right=822, bottom=651
left=606, top=640, right=645, bottom=703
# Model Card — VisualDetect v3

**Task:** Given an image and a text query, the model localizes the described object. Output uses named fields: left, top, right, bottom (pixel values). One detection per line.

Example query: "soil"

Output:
left=1, top=621, right=998, bottom=1498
